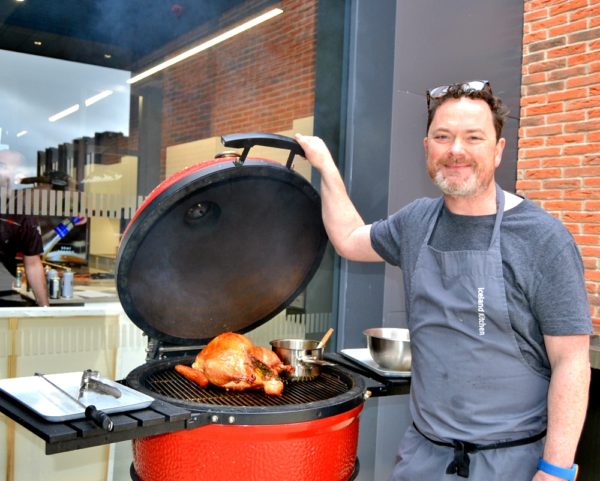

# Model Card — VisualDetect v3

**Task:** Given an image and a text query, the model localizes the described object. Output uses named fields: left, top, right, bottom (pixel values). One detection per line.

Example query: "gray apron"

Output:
left=390, top=185, right=549, bottom=481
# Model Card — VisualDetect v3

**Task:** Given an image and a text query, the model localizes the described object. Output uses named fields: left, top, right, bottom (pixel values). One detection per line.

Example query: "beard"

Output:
left=433, top=169, right=480, bottom=196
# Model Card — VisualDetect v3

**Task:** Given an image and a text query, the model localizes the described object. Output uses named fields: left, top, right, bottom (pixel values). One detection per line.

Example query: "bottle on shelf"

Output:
left=42, top=217, right=81, bottom=256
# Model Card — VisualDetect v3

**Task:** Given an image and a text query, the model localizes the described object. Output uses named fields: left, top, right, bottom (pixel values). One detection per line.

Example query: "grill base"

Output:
left=130, top=459, right=360, bottom=481
left=131, top=404, right=363, bottom=481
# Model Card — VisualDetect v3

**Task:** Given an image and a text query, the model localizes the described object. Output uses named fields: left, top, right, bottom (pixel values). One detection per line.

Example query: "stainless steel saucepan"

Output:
left=270, top=338, right=335, bottom=379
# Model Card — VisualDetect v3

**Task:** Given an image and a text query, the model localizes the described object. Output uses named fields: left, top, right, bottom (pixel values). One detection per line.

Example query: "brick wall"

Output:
left=157, top=0, right=316, bottom=174
left=519, top=0, right=600, bottom=328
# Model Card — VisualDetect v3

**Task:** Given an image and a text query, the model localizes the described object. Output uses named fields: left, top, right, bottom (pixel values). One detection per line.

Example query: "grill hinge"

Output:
left=146, top=338, right=205, bottom=361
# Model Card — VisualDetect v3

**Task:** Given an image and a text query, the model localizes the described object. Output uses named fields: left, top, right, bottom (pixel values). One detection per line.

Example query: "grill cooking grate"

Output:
left=143, top=368, right=350, bottom=406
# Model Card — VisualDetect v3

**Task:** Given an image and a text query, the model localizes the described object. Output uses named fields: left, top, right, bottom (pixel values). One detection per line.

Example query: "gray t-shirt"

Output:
left=371, top=195, right=592, bottom=377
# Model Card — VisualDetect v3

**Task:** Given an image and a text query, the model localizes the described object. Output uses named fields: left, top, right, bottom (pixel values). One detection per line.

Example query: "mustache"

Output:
left=440, top=158, right=475, bottom=167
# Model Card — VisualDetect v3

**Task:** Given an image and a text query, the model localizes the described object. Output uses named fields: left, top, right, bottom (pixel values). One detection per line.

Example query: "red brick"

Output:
left=563, top=143, right=600, bottom=155
left=548, top=66, right=587, bottom=81
left=562, top=223, right=582, bottom=235
left=525, top=103, right=564, bottom=115
left=565, top=98, right=600, bottom=111
left=525, top=168, right=563, bottom=179
left=524, top=7, right=550, bottom=22
left=529, top=13, right=569, bottom=32
left=546, top=133, right=585, bottom=145
left=520, top=147, right=563, bottom=158
left=564, top=212, right=600, bottom=223
left=574, top=235, right=600, bottom=245
left=568, top=52, right=600, bottom=67
left=584, top=255, right=600, bottom=266
left=581, top=246, right=600, bottom=258
left=550, top=0, right=588, bottom=15
left=546, top=111, right=586, bottom=124
left=565, top=121, right=600, bottom=133
left=520, top=116, right=547, bottom=127
left=519, top=138, right=545, bottom=148
left=521, top=94, right=549, bottom=106
left=547, top=44, right=587, bottom=59
left=544, top=200, right=584, bottom=210
left=522, top=72, right=547, bottom=85
left=523, top=31, right=548, bottom=44
left=542, top=156, right=583, bottom=167
left=565, top=165, right=600, bottom=177
left=516, top=179, right=542, bottom=191
left=525, top=190, right=563, bottom=200
left=522, top=52, right=547, bottom=66
left=543, top=181, right=582, bottom=193
left=528, top=59, right=568, bottom=74
left=566, top=189, right=600, bottom=200
left=547, top=87, right=587, bottom=102
left=566, top=73, right=600, bottom=88
left=549, top=19, right=588, bottom=37
left=571, top=3, right=600, bottom=21
left=525, top=0, right=556, bottom=11
left=517, top=159, right=544, bottom=172
left=584, top=177, right=600, bottom=187
left=529, top=36, right=567, bottom=53
left=525, top=124, right=563, bottom=136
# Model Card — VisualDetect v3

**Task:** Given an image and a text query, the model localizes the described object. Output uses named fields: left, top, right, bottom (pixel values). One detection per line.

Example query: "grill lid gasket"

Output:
left=125, top=356, right=366, bottom=425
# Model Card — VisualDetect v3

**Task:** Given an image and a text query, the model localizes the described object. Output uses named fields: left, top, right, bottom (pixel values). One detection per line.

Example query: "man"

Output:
left=295, top=80, right=592, bottom=481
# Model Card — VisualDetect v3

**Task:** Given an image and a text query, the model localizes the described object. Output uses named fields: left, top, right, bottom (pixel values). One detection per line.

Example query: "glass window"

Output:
left=0, top=0, right=330, bottom=312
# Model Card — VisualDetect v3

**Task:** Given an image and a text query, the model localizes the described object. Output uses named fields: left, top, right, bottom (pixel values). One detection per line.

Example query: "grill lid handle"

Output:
left=221, top=133, right=305, bottom=169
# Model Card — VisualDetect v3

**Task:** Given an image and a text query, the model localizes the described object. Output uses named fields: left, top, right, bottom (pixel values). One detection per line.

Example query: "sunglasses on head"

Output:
left=426, top=80, right=491, bottom=109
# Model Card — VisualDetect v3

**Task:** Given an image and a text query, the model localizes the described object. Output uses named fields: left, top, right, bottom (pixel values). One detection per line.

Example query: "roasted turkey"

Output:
left=175, top=332, right=294, bottom=396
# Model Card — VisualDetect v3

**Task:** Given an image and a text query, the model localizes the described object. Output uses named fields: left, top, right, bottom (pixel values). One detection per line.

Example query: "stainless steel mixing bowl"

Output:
left=363, top=327, right=411, bottom=371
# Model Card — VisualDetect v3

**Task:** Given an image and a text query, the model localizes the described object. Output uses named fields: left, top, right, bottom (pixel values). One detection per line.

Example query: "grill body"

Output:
left=132, top=405, right=362, bottom=481
left=126, top=358, right=366, bottom=481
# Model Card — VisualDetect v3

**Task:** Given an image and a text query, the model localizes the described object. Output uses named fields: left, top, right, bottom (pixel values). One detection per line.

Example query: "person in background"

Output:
left=295, top=80, right=592, bottom=481
left=0, top=151, right=48, bottom=306
left=0, top=215, right=48, bottom=306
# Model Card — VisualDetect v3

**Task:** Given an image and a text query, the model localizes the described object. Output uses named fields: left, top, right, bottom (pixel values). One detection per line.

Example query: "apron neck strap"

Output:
left=425, top=184, right=505, bottom=250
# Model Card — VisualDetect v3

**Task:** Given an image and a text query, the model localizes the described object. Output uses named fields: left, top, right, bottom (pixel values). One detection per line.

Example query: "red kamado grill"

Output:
left=117, top=132, right=366, bottom=481
left=0, top=133, right=410, bottom=481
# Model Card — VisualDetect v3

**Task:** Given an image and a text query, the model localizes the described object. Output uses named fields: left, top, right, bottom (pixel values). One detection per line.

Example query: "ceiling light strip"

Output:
left=85, top=90, right=113, bottom=106
left=48, top=104, right=80, bottom=122
left=127, top=7, right=283, bottom=85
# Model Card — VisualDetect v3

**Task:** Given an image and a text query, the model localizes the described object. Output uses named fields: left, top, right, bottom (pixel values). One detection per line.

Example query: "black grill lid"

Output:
left=116, top=133, right=327, bottom=345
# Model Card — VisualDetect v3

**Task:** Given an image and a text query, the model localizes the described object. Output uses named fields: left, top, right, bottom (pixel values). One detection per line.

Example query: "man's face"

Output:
left=424, top=97, right=505, bottom=197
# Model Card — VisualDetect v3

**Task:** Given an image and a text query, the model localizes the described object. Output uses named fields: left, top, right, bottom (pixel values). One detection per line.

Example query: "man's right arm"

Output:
left=294, top=134, right=383, bottom=262
left=23, top=254, right=49, bottom=306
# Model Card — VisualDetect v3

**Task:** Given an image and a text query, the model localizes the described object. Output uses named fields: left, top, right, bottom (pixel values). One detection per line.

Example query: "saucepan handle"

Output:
left=299, top=358, right=336, bottom=367
left=221, top=132, right=305, bottom=169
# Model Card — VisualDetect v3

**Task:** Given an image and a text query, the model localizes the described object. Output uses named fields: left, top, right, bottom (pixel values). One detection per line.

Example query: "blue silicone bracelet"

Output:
left=537, top=458, right=579, bottom=481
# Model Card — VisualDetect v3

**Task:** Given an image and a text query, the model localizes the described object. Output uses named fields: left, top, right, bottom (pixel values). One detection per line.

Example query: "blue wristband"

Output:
left=537, top=458, right=579, bottom=481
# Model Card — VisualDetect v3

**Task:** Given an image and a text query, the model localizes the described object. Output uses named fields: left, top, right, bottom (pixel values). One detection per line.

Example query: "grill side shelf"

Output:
left=0, top=389, right=194, bottom=454
left=324, top=353, right=411, bottom=397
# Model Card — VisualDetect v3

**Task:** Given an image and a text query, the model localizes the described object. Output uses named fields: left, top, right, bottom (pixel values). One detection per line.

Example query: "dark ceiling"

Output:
left=0, top=0, right=249, bottom=70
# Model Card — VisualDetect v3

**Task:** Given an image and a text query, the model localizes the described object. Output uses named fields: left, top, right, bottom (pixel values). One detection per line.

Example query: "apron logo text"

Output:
left=477, top=287, right=486, bottom=336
